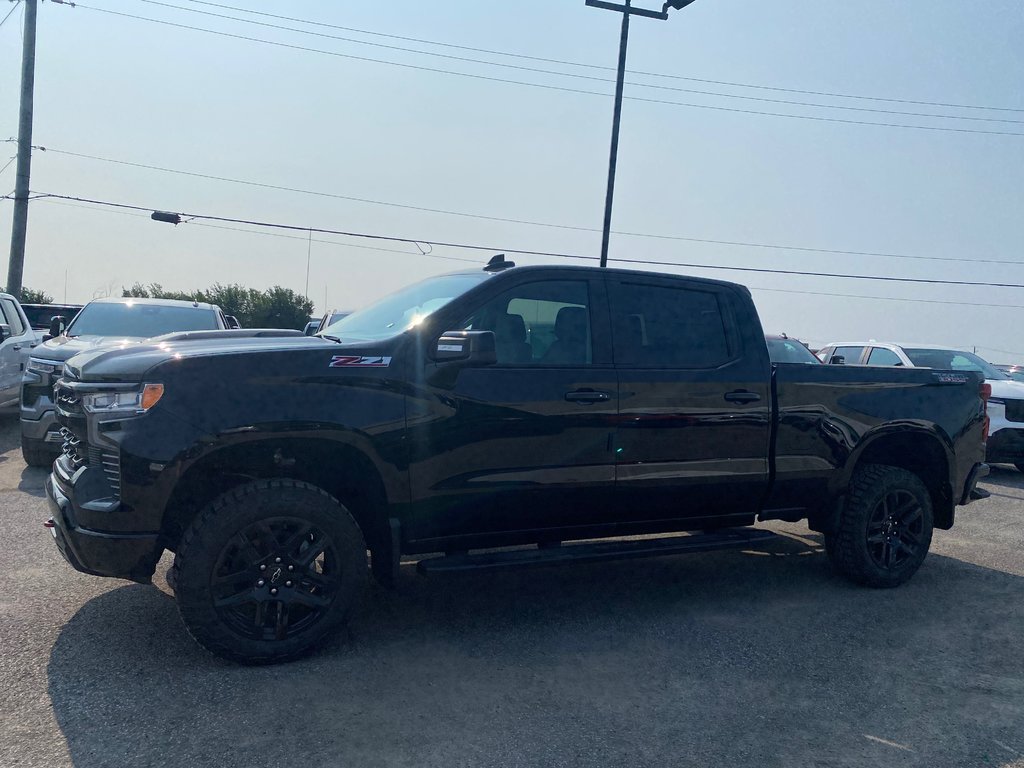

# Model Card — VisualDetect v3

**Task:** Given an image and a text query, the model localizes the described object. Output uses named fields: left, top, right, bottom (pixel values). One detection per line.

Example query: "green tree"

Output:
left=2, top=286, right=52, bottom=304
left=121, top=283, right=312, bottom=329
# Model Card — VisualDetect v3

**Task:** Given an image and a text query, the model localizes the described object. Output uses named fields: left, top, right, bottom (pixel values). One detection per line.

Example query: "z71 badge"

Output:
left=329, top=355, right=392, bottom=368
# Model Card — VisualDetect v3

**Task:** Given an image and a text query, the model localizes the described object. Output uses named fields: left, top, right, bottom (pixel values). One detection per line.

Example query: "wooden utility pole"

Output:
left=7, top=0, right=38, bottom=298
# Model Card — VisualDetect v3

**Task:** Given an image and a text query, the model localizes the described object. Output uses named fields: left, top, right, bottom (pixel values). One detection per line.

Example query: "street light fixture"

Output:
left=586, top=0, right=697, bottom=267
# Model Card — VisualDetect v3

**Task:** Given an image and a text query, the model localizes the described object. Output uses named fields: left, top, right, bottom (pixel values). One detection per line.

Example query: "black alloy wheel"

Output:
left=211, top=517, right=340, bottom=642
left=173, top=479, right=368, bottom=664
left=824, top=464, right=934, bottom=588
left=864, top=489, right=925, bottom=570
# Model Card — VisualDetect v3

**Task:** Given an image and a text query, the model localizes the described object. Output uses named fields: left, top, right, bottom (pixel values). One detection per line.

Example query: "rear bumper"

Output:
left=960, top=462, right=990, bottom=505
left=45, top=473, right=161, bottom=583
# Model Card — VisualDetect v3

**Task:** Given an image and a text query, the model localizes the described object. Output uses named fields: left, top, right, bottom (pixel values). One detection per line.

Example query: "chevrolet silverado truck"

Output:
left=45, top=259, right=990, bottom=664
left=21, top=297, right=230, bottom=466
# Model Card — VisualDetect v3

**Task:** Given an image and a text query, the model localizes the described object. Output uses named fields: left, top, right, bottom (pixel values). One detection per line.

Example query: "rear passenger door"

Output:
left=608, top=276, right=772, bottom=524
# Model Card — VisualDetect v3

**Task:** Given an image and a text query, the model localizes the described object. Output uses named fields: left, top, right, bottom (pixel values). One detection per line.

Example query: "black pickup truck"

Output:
left=45, top=260, right=990, bottom=663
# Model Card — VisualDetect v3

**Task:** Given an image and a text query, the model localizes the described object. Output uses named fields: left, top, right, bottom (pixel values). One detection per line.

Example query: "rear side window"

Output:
left=609, top=281, right=733, bottom=368
left=0, top=298, right=26, bottom=336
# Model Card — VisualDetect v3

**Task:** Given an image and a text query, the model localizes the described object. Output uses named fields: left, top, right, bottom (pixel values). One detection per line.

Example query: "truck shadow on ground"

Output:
left=47, top=536, right=1024, bottom=768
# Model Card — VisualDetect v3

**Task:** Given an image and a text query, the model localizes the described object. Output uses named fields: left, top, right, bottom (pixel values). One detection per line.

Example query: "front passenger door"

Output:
left=0, top=298, right=32, bottom=406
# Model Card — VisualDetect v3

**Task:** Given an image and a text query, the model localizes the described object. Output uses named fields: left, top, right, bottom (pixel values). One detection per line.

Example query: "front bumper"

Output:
left=45, top=471, right=162, bottom=583
left=986, top=427, right=1024, bottom=465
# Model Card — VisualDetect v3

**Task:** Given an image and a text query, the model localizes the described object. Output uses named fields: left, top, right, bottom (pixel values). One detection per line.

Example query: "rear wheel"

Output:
left=827, top=464, right=933, bottom=588
left=172, top=479, right=368, bottom=664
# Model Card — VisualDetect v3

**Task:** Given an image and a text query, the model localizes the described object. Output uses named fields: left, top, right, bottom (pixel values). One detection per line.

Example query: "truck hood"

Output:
left=988, top=378, right=1024, bottom=400
left=64, top=334, right=371, bottom=381
left=34, top=334, right=145, bottom=363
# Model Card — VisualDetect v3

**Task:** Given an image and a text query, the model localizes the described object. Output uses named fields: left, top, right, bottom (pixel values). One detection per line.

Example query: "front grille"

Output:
left=1006, top=399, right=1024, bottom=424
left=55, top=383, right=84, bottom=416
left=59, top=426, right=121, bottom=498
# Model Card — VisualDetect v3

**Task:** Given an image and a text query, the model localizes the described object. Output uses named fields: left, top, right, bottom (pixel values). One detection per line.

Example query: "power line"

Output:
left=70, top=4, right=1024, bottom=138
left=31, top=194, right=1024, bottom=309
left=14, top=191, right=1024, bottom=290
left=37, top=145, right=1024, bottom=268
left=0, top=155, right=16, bottom=177
left=176, top=0, right=1024, bottom=115
left=130, top=0, right=1024, bottom=125
left=0, top=0, right=22, bottom=29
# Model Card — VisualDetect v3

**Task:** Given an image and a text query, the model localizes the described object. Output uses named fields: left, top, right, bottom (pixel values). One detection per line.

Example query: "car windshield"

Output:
left=22, top=305, right=80, bottom=330
left=67, top=302, right=220, bottom=337
left=903, top=348, right=1007, bottom=379
left=767, top=338, right=820, bottom=364
left=321, top=273, right=490, bottom=342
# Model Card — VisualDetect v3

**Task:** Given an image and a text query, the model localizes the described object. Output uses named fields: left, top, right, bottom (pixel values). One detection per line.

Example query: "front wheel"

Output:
left=171, top=479, right=368, bottom=664
left=22, top=436, right=57, bottom=468
left=826, top=464, right=934, bottom=588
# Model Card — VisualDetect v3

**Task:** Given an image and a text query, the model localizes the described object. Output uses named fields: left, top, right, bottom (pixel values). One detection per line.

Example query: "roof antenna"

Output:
left=483, top=253, right=515, bottom=272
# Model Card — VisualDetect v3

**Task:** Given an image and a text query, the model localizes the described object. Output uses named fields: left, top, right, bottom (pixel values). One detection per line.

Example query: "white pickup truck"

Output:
left=0, top=293, right=39, bottom=410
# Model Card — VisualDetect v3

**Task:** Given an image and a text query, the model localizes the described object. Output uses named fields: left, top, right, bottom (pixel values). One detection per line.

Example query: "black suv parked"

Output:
left=45, top=260, right=989, bottom=663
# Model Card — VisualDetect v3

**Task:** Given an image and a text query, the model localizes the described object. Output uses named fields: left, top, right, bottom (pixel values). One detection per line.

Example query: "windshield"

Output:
left=67, top=302, right=220, bottom=338
left=767, top=338, right=820, bottom=364
left=22, top=305, right=81, bottom=330
left=321, top=273, right=489, bottom=342
left=903, top=348, right=1007, bottom=380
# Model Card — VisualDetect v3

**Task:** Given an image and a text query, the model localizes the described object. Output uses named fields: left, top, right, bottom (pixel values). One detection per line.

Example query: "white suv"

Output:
left=817, top=342, right=1024, bottom=473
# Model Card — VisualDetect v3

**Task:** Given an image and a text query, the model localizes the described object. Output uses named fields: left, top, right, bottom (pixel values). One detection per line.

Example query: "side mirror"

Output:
left=0, top=323, right=10, bottom=343
left=431, top=330, right=496, bottom=364
left=48, top=315, right=68, bottom=339
left=829, top=355, right=845, bottom=365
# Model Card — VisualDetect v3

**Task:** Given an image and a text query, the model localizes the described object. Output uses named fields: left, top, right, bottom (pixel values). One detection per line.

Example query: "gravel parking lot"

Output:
left=1, top=412, right=1022, bottom=768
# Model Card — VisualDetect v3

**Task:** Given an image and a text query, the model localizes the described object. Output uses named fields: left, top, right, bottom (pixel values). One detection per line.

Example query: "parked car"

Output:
left=21, top=297, right=230, bottom=466
left=817, top=341, right=1024, bottom=473
left=995, top=364, right=1024, bottom=383
left=305, top=309, right=351, bottom=336
left=765, top=333, right=820, bottom=364
left=0, top=293, right=40, bottom=411
left=46, top=260, right=989, bottom=663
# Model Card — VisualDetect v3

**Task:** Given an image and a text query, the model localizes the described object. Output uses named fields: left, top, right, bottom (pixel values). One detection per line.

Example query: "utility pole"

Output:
left=586, top=0, right=698, bottom=267
left=7, top=0, right=39, bottom=299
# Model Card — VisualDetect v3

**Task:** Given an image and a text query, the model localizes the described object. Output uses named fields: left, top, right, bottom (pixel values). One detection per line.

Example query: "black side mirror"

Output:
left=48, top=315, right=68, bottom=339
left=431, top=330, right=497, bottom=364
left=830, top=355, right=846, bottom=365
left=0, top=323, right=10, bottom=343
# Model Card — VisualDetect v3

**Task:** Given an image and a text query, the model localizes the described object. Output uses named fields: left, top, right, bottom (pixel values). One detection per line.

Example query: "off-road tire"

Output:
left=826, top=464, right=933, bottom=588
left=171, top=479, right=368, bottom=664
left=21, top=436, right=57, bottom=468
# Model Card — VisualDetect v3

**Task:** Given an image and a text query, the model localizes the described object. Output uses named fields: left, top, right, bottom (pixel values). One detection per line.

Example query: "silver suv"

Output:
left=21, top=297, right=228, bottom=466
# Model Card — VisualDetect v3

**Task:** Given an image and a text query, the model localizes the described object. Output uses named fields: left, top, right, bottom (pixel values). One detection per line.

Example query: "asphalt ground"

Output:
left=0, top=411, right=1022, bottom=768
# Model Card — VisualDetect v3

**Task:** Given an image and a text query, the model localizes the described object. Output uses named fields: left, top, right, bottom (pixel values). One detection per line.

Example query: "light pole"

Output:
left=587, top=0, right=698, bottom=267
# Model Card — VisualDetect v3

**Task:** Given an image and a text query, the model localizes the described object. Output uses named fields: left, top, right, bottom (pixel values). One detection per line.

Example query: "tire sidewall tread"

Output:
left=171, top=478, right=368, bottom=664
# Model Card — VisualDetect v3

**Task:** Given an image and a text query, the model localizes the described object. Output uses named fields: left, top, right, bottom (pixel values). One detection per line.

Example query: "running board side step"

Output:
left=416, top=528, right=778, bottom=575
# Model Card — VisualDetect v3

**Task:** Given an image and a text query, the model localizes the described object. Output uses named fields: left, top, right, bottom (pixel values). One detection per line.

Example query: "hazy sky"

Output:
left=2, top=1, right=1022, bottom=361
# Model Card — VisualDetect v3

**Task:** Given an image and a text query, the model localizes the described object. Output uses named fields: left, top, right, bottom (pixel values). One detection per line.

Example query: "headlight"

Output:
left=28, top=358, right=63, bottom=375
left=82, top=384, right=164, bottom=414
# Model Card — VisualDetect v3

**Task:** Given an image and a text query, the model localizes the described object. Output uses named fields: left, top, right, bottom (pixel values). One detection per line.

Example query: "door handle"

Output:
left=565, top=389, right=610, bottom=404
left=724, top=390, right=761, bottom=403
left=12, top=345, right=21, bottom=351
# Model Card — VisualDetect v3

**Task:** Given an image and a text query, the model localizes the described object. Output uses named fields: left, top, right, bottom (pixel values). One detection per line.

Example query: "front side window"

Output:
left=831, top=346, right=864, bottom=365
left=609, top=281, right=733, bottom=368
left=767, top=338, right=820, bottom=364
left=460, top=280, right=592, bottom=365
left=67, top=303, right=220, bottom=337
left=0, top=299, right=25, bottom=337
